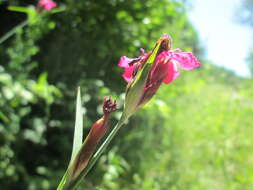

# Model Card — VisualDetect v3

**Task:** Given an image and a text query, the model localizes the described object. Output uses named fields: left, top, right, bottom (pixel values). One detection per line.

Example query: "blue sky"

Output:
left=189, top=0, right=252, bottom=77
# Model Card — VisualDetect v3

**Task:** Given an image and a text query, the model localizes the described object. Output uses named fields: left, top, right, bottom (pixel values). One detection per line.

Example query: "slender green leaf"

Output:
left=70, top=87, right=83, bottom=163
left=57, top=88, right=84, bottom=190
left=56, top=171, right=69, bottom=190
left=8, top=6, right=32, bottom=13
left=0, top=19, right=28, bottom=44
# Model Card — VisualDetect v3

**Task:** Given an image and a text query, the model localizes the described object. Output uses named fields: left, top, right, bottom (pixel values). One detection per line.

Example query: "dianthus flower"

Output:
left=118, top=34, right=201, bottom=117
left=38, top=0, right=57, bottom=11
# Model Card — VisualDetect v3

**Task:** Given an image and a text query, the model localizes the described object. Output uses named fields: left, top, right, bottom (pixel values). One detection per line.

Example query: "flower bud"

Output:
left=70, top=97, right=117, bottom=180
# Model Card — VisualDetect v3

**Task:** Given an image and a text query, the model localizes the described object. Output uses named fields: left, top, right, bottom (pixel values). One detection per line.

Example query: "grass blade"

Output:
left=70, top=87, right=83, bottom=163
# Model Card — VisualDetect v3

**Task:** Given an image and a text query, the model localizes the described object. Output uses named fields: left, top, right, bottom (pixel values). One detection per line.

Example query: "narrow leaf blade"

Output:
left=70, top=87, right=83, bottom=163
left=8, top=6, right=31, bottom=13
left=56, top=171, right=69, bottom=190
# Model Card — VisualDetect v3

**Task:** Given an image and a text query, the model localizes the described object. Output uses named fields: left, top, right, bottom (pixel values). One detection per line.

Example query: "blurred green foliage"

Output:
left=0, top=0, right=252, bottom=190
left=239, top=0, right=253, bottom=77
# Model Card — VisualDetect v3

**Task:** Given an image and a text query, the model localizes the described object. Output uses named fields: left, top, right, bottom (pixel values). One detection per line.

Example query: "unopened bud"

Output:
left=70, top=97, right=117, bottom=180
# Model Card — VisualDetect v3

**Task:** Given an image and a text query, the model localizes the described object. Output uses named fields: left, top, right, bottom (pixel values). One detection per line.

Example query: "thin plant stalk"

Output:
left=0, top=19, right=28, bottom=44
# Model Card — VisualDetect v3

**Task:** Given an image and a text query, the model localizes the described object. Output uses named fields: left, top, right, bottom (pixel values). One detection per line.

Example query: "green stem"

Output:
left=62, top=113, right=128, bottom=190
left=0, top=19, right=28, bottom=44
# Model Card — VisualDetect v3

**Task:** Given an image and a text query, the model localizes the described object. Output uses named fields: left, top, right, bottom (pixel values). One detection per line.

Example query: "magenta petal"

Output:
left=172, top=52, right=201, bottom=70
left=122, top=66, right=135, bottom=82
left=38, top=0, right=57, bottom=11
left=118, top=56, right=135, bottom=68
left=45, top=3, right=56, bottom=10
left=163, top=61, right=180, bottom=84
left=118, top=56, right=136, bottom=82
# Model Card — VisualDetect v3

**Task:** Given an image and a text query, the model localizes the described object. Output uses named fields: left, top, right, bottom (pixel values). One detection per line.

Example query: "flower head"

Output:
left=118, top=34, right=201, bottom=117
left=38, top=0, right=57, bottom=11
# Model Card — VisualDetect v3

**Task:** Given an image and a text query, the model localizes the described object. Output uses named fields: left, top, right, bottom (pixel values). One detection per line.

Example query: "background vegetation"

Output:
left=0, top=0, right=252, bottom=189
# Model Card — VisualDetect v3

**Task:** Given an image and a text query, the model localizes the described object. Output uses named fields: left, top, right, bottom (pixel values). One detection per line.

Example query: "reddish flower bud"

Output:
left=70, top=97, right=117, bottom=180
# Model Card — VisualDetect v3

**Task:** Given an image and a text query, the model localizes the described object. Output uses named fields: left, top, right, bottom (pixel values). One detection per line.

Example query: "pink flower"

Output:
left=118, top=34, right=201, bottom=113
left=118, top=53, right=150, bottom=82
left=118, top=42, right=200, bottom=85
left=38, top=0, right=57, bottom=11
